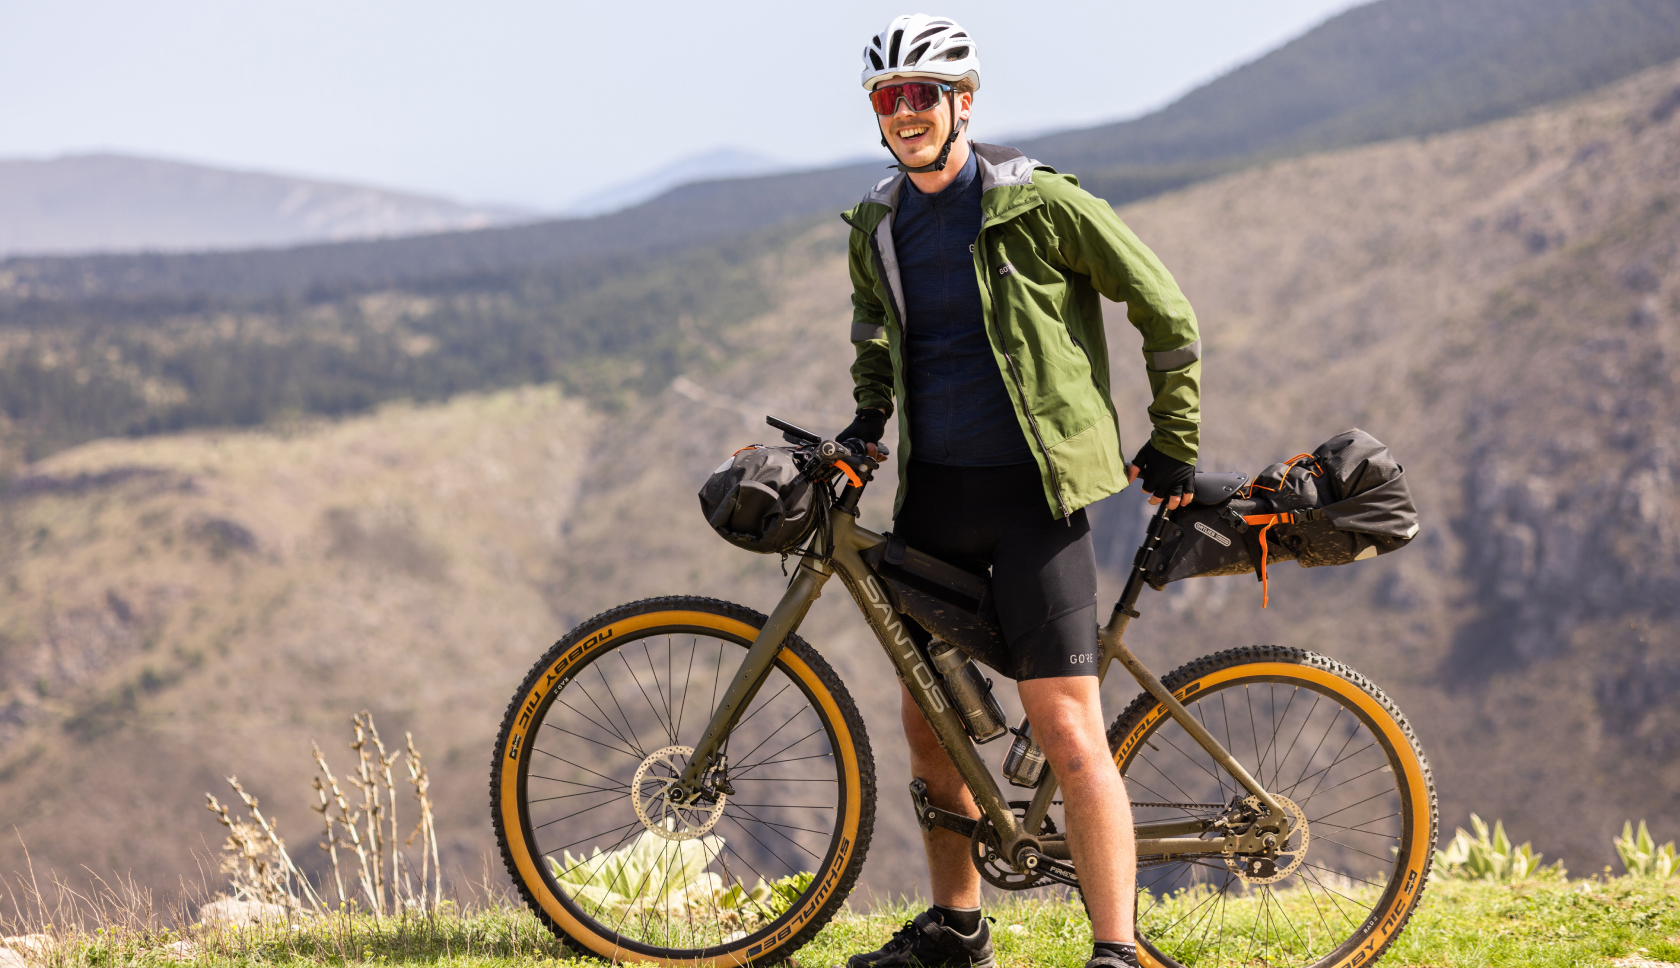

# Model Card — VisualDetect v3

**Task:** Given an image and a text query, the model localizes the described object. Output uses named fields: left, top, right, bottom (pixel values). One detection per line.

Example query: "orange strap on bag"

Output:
left=1240, top=512, right=1297, bottom=608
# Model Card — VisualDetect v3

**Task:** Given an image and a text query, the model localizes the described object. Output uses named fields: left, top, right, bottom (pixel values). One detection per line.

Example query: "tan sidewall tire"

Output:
left=491, top=596, right=875, bottom=966
left=1107, top=646, right=1437, bottom=968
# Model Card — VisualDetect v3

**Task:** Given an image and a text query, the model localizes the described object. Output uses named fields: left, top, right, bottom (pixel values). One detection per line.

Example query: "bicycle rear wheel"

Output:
left=1108, top=646, right=1436, bottom=968
left=492, top=596, right=875, bottom=966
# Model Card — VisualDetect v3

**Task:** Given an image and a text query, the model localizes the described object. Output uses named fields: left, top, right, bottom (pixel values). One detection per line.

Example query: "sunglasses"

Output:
left=869, top=81, right=953, bottom=116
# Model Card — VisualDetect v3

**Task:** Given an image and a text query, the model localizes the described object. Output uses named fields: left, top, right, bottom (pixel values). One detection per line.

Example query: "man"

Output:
left=835, top=14, right=1202, bottom=968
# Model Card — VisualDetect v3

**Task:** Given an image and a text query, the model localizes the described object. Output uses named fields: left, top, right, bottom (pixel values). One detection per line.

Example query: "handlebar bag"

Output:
left=1144, top=429, right=1420, bottom=605
left=698, top=446, right=820, bottom=554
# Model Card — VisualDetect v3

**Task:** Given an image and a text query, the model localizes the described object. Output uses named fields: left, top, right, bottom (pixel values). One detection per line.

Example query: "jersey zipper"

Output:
left=977, top=229, right=1071, bottom=521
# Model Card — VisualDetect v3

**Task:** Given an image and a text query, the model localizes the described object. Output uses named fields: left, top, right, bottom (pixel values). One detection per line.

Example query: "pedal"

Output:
left=908, top=779, right=978, bottom=838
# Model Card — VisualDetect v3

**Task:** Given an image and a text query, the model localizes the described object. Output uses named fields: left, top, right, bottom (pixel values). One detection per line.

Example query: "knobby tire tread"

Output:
left=490, top=595, right=877, bottom=965
left=1106, top=644, right=1438, bottom=968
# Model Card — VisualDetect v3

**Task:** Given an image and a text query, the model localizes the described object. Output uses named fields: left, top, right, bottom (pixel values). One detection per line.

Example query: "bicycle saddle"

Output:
left=1191, top=471, right=1249, bottom=505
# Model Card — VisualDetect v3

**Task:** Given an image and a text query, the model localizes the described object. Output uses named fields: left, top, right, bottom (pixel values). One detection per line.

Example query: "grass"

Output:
left=5, top=877, right=1679, bottom=968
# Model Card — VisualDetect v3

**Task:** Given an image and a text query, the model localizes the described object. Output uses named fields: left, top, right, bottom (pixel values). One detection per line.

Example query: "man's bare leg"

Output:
left=900, top=683, right=983, bottom=908
left=1018, top=675, right=1136, bottom=944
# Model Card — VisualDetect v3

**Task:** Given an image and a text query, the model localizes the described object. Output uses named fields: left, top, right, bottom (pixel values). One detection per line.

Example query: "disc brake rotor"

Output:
left=630, top=745, right=727, bottom=842
left=1225, top=794, right=1309, bottom=884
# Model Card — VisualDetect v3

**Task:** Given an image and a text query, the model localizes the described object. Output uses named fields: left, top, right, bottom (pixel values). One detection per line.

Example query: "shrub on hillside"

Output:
left=1615, top=820, right=1679, bottom=879
left=1434, top=814, right=1564, bottom=881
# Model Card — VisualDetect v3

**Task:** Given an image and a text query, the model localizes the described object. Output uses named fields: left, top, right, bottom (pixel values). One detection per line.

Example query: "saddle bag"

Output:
left=1144, top=429, right=1420, bottom=606
left=862, top=533, right=1012, bottom=675
left=697, top=446, right=820, bottom=554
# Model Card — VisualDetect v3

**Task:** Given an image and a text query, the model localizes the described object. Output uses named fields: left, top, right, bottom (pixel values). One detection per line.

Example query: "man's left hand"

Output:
left=1126, top=441, right=1193, bottom=510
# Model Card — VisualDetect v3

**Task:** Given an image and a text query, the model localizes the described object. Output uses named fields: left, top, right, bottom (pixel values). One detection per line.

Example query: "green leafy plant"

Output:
left=547, top=829, right=811, bottom=925
left=1434, top=814, right=1564, bottom=881
left=1615, top=820, right=1679, bottom=879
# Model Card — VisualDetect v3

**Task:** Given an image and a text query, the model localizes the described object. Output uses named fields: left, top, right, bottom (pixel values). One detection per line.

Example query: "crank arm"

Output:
left=909, top=779, right=979, bottom=839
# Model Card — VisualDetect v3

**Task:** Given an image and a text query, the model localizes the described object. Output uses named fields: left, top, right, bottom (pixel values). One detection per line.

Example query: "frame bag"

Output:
left=698, top=446, right=820, bottom=554
left=1144, top=429, right=1420, bottom=606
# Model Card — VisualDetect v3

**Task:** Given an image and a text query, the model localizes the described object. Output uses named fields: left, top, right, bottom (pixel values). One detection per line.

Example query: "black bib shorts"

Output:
left=894, top=460, right=1100, bottom=681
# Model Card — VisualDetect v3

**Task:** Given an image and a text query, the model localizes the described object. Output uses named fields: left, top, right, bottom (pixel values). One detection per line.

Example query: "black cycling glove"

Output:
left=837, top=408, right=886, bottom=446
left=1129, top=441, right=1195, bottom=501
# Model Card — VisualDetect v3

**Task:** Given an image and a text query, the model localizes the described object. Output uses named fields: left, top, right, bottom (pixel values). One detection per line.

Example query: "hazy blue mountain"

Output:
left=0, top=153, right=537, bottom=258
left=6, top=0, right=1676, bottom=303
left=564, top=148, right=790, bottom=217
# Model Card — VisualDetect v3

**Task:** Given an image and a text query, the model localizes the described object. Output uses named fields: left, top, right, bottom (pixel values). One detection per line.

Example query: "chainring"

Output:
left=969, top=801, right=1059, bottom=890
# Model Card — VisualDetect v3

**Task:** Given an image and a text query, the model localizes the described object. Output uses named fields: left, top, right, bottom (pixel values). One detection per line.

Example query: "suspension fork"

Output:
left=672, top=544, right=833, bottom=796
left=1016, top=501, right=1288, bottom=843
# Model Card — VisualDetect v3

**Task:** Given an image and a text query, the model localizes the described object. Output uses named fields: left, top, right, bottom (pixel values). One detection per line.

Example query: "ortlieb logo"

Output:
left=1193, top=521, right=1231, bottom=547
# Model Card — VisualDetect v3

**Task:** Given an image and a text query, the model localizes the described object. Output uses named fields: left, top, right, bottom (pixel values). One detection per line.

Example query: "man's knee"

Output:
left=1018, top=678, right=1109, bottom=777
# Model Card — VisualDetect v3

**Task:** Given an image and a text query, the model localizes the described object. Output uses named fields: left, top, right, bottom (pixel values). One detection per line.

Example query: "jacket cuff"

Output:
left=854, top=390, right=894, bottom=419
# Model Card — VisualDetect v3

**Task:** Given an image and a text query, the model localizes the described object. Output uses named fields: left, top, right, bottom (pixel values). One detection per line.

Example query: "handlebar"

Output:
left=766, top=415, right=889, bottom=458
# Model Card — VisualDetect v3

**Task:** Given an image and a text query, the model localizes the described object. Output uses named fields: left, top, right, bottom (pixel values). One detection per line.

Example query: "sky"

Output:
left=0, top=0, right=1372, bottom=211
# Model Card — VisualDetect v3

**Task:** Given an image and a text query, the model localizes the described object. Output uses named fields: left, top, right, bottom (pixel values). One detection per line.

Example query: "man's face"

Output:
left=875, top=77, right=973, bottom=169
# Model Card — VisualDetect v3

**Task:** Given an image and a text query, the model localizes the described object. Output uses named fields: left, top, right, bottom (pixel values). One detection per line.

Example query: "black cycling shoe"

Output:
left=1085, top=942, right=1141, bottom=968
left=845, top=909, right=995, bottom=968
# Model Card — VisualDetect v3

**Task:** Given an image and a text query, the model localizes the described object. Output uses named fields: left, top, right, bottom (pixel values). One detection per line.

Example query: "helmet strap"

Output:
left=883, top=91, right=967, bottom=174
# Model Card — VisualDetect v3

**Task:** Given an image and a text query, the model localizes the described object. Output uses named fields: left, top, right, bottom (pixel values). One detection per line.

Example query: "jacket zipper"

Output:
left=978, top=228, right=1071, bottom=521
left=841, top=212, right=906, bottom=329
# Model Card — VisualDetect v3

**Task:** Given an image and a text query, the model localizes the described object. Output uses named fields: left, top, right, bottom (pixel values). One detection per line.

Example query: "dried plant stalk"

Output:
left=207, top=709, right=441, bottom=918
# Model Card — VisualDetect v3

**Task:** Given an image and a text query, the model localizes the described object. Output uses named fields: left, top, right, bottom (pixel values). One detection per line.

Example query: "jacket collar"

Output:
left=850, top=141, right=1047, bottom=219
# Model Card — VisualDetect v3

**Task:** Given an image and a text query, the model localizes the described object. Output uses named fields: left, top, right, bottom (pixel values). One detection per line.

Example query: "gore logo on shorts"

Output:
left=1194, top=521, right=1231, bottom=547
left=1069, top=653, right=1096, bottom=665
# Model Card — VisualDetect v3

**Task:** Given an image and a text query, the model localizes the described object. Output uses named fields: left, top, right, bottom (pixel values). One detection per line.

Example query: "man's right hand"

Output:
left=838, top=408, right=889, bottom=461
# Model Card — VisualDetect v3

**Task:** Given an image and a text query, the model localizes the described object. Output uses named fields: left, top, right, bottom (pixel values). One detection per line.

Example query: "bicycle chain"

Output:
left=1129, top=801, right=1227, bottom=812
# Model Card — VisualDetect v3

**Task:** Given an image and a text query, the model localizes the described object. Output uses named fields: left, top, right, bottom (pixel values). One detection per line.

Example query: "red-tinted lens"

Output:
left=869, top=82, right=945, bottom=115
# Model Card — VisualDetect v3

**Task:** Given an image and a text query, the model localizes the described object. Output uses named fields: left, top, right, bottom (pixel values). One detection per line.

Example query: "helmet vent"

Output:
left=868, top=49, right=884, bottom=71
left=911, top=26, right=945, bottom=45
left=904, top=42, right=931, bottom=68
left=888, top=28, right=903, bottom=67
left=942, top=46, right=968, bottom=61
left=950, top=31, right=969, bottom=39
left=872, top=35, right=882, bottom=48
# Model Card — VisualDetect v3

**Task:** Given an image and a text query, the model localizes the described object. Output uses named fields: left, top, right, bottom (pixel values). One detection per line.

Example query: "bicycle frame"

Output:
left=672, top=465, right=1290, bottom=875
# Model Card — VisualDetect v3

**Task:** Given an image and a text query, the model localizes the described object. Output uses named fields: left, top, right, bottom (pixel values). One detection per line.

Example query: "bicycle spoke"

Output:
left=505, top=623, right=856, bottom=956
left=1123, top=663, right=1425, bottom=968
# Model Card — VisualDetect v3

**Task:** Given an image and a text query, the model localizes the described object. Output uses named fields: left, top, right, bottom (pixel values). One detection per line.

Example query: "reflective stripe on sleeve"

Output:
left=1150, top=339, right=1201, bottom=370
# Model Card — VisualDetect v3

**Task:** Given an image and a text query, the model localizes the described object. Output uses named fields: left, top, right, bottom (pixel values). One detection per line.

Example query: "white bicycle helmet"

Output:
left=861, top=14, right=981, bottom=92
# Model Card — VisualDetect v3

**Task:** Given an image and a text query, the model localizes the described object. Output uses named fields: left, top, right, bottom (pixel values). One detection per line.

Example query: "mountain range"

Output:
left=0, top=154, right=536, bottom=259
left=6, top=0, right=1679, bottom=305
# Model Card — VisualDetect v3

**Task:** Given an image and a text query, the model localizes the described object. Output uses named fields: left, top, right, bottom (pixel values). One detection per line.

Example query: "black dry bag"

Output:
left=698, top=446, right=820, bottom=554
left=1144, top=429, right=1420, bottom=606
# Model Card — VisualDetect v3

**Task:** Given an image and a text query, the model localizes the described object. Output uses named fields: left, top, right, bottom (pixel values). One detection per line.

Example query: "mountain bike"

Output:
left=492, top=416, right=1437, bottom=968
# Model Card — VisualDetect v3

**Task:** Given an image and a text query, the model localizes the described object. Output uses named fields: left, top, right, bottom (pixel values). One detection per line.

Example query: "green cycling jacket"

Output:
left=841, top=141, right=1202, bottom=520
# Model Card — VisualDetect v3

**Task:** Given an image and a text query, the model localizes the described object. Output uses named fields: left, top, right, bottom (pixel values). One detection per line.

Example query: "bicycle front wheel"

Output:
left=1109, top=646, right=1436, bottom=968
left=493, top=596, right=875, bottom=966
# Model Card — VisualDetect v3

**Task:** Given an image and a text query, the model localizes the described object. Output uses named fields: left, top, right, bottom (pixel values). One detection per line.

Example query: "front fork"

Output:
left=670, top=552, right=831, bottom=799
